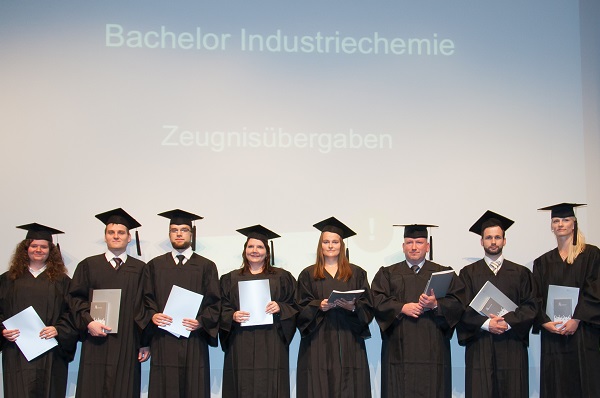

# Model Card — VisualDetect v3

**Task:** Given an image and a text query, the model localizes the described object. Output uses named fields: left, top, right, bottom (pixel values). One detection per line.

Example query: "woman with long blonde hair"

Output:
left=532, top=203, right=600, bottom=397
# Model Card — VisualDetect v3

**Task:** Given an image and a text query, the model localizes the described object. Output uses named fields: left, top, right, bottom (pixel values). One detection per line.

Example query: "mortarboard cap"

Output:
left=469, top=210, right=514, bottom=236
left=158, top=209, right=203, bottom=227
left=395, top=224, right=438, bottom=239
left=394, top=224, right=438, bottom=260
left=158, top=209, right=203, bottom=251
left=237, top=224, right=281, bottom=265
left=95, top=208, right=141, bottom=229
left=538, top=203, right=586, bottom=219
left=17, top=223, right=64, bottom=242
left=313, top=217, right=356, bottom=239
left=96, top=208, right=142, bottom=255
left=237, top=224, right=280, bottom=242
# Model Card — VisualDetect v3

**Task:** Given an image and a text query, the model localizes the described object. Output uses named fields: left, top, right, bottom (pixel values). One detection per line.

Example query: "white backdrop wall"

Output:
left=1, top=1, right=599, bottom=397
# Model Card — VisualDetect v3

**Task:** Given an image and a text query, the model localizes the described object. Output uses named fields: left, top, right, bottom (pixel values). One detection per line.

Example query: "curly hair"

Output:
left=8, top=239, right=67, bottom=282
left=239, top=237, right=275, bottom=275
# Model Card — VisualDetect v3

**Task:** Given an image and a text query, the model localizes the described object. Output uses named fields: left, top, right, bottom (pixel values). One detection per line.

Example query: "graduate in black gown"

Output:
left=532, top=203, right=600, bottom=398
left=371, top=224, right=464, bottom=398
left=69, top=208, right=150, bottom=398
left=296, top=217, right=373, bottom=398
left=457, top=211, right=537, bottom=398
left=143, top=209, right=220, bottom=398
left=0, top=223, right=78, bottom=398
left=220, top=225, right=297, bottom=398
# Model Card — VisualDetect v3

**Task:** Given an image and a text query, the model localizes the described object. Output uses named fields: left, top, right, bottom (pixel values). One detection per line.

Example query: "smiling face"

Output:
left=321, top=231, right=341, bottom=259
left=28, top=239, right=50, bottom=264
left=402, top=237, right=429, bottom=265
left=551, top=217, right=575, bottom=238
left=169, top=224, right=192, bottom=250
left=105, top=223, right=131, bottom=253
left=245, top=238, right=267, bottom=267
left=481, top=225, right=506, bottom=256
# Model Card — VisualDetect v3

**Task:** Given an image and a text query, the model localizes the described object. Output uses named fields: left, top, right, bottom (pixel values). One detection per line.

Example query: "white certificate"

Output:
left=239, top=279, right=273, bottom=327
left=2, top=306, right=58, bottom=361
left=159, top=285, right=203, bottom=338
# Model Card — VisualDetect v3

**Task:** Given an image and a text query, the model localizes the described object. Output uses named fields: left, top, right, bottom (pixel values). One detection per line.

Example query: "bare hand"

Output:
left=2, top=328, right=19, bottom=342
left=152, top=313, right=173, bottom=327
left=138, top=346, right=150, bottom=362
left=88, top=320, right=111, bottom=337
left=418, top=290, right=438, bottom=310
left=542, top=321, right=564, bottom=334
left=334, top=298, right=356, bottom=312
left=182, top=318, right=200, bottom=331
left=234, top=311, right=250, bottom=323
left=265, top=301, right=280, bottom=314
left=320, top=299, right=335, bottom=312
left=557, top=319, right=580, bottom=336
left=488, top=315, right=508, bottom=334
left=40, top=326, right=58, bottom=339
left=402, top=302, right=424, bottom=318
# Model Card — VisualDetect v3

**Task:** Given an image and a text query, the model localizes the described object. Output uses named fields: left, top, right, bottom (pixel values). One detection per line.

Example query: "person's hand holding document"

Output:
left=156, top=285, right=204, bottom=338
left=238, top=279, right=273, bottom=327
left=2, top=306, right=58, bottom=361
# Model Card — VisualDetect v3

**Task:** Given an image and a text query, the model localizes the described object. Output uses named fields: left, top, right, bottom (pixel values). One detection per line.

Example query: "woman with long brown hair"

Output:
left=0, top=223, right=77, bottom=398
left=219, top=225, right=297, bottom=398
left=296, top=217, right=373, bottom=398
left=532, top=203, right=600, bottom=397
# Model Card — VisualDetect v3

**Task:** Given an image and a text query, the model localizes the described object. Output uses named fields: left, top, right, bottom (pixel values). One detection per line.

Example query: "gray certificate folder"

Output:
left=546, top=285, right=579, bottom=324
left=423, top=269, right=455, bottom=297
left=469, top=281, right=517, bottom=318
left=91, top=289, right=122, bottom=333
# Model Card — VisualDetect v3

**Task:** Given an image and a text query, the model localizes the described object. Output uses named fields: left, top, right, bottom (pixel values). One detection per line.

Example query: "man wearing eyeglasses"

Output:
left=143, top=209, right=220, bottom=398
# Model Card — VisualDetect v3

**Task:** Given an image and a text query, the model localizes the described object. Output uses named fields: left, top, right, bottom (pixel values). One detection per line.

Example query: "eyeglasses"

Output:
left=169, top=228, right=191, bottom=234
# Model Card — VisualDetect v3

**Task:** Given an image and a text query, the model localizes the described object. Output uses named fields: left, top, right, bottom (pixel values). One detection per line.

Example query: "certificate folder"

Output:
left=469, top=281, right=517, bottom=318
left=90, top=301, right=108, bottom=325
left=327, top=289, right=364, bottom=304
left=2, top=306, right=58, bottom=361
left=239, top=279, right=273, bottom=327
left=91, top=289, right=122, bottom=333
left=423, top=269, right=455, bottom=297
left=546, top=285, right=579, bottom=326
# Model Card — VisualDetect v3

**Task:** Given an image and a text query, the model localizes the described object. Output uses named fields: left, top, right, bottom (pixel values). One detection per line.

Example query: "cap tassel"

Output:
left=429, top=236, right=434, bottom=261
left=57, top=242, right=61, bottom=254
left=346, top=247, right=350, bottom=261
left=192, top=225, right=197, bottom=251
left=135, top=230, right=142, bottom=256
left=573, top=221, right=578, bottom=246
left=270, top=240, right=275, bottom=265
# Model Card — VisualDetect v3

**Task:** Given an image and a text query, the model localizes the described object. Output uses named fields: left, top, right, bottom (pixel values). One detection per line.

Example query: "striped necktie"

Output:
left=489, top=260, right=500, bottom=275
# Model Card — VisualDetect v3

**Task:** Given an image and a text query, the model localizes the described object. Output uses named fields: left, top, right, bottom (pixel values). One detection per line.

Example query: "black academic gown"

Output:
left=143, top=252, right=220, bottom=398
left=371, top=260, right=465, bottom=398
left=457, top=259, right=537, bottom=398
left=0, top=271, right=78, bottom=398
left=219, top=267, right=297, bottom=398
left=69, top=254, right=148, bottom=398
left=296, top=263, right=373, bottom=398
left=532, top=244, right=600, bottom=398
